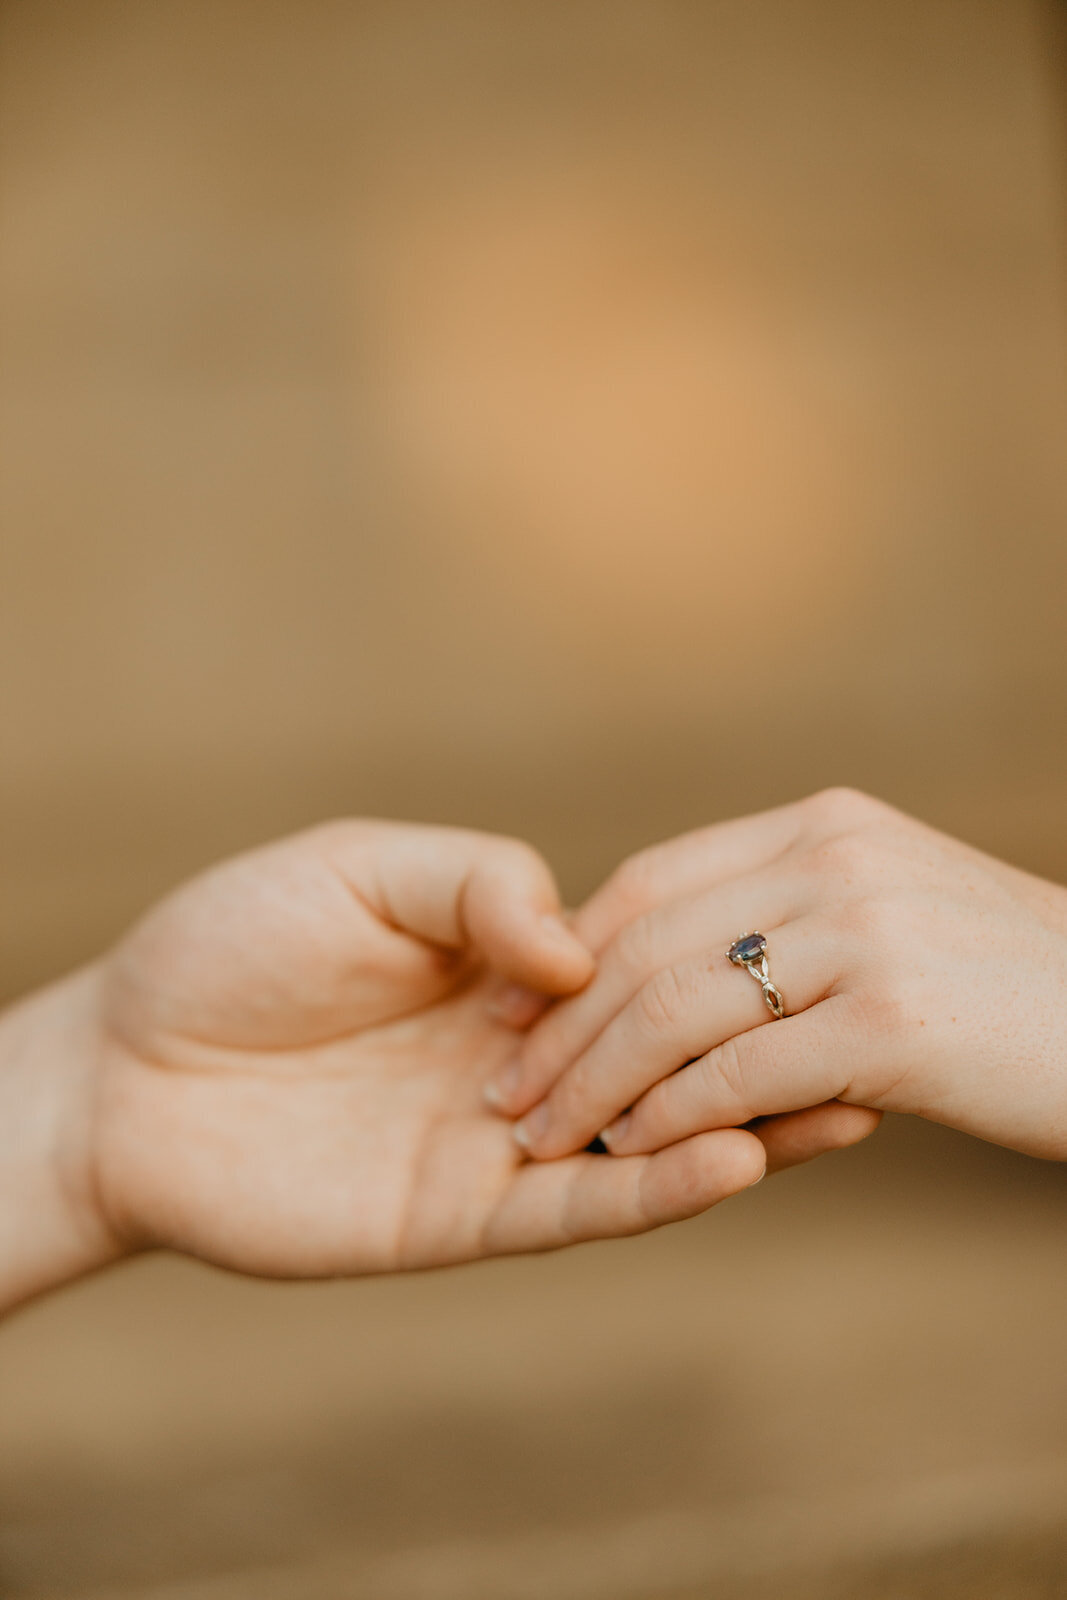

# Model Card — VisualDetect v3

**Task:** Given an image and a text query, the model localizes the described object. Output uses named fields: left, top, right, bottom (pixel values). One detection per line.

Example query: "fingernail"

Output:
left=484, top=1058, right=521, bottom=1109
left=513, top=1101, right=550, bottom=1151
left=599, top=1112, right=630, bottom=1151
left=747, top=1165, right=767, bottom=1188
left=486, top=984, right=540, bottom=1025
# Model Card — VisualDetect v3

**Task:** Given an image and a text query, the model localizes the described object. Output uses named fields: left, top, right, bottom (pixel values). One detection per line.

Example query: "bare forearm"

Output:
left=0, top=968, right=121, bottom=1314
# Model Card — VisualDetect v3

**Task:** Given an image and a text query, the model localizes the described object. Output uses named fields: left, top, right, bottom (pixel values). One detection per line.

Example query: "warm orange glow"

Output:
left=362, top=163, right=869, bottom=655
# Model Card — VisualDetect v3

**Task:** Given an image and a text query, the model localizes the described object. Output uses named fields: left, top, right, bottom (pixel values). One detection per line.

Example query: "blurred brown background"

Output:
left=2, top=2, right=1067, bottom=1596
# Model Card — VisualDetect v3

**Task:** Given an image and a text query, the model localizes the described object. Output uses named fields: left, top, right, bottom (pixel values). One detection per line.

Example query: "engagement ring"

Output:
left=726, top=932, right=785, bottom=1019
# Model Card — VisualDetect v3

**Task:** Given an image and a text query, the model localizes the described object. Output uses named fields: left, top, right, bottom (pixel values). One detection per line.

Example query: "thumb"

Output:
left=330, top=822, right=595, bottom=995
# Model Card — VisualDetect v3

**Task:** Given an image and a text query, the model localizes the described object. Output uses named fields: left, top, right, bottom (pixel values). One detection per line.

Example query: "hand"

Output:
left=485, top=789, right=1067, bottom=1164
left=1, top=821, right=774, bottom=1310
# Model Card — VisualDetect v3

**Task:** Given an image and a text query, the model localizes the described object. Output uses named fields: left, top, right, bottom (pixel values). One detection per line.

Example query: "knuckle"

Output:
left=843, top=889, right=913, bottom=949
left=493, top=834, right=548, bottom=879
left=859, top=976, right=913, bottom=1045
left=613, top=913, right=659, bottom=977
left=703, top=1034, right=750, bottom=1108
left=805, top=786, right=878, bottom=827
left=306, top=817, right=378, bottom=852
left=636, top=965, right=688, bottom=1034
left=607, top=848, right=667, bottom=914
left=806, top=827, right=882, bottom=885
left=834, top=951, right=913, bottom=1045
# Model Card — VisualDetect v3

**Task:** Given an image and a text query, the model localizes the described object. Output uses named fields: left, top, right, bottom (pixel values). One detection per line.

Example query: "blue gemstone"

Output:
left=728, top=933, right=766, bottom=965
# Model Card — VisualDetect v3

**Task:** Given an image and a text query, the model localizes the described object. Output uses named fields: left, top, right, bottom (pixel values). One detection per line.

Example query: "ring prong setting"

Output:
left=727, top=932, right=767, bottom=966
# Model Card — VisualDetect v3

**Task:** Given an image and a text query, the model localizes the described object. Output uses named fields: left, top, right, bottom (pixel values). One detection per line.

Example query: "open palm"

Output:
left=89, top=822, right=765, bottom=1277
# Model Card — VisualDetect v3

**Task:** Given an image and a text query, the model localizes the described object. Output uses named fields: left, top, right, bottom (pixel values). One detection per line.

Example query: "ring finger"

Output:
left=599, top=994, right=862, bottom=1156
left=513, top=915, right=844, bottom=1160
left=487, top=868, right=808, bottom=1117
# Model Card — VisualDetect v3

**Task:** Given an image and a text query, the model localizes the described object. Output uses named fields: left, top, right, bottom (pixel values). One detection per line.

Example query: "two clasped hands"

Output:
left=3, top=789, right=1065, bottom=1313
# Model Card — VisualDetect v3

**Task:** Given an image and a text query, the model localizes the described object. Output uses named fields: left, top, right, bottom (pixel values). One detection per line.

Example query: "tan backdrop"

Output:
left=2, top=3, right=1066, bottom=1596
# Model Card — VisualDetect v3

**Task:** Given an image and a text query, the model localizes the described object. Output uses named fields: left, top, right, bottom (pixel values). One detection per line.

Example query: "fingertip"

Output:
left=495, top=910, right=594, bottom=996
left=536, top=914, right=597, bottom=990
left=463, top=847, right=595, bottom=993
left=713, top=1125, right=769, bottom=1191
left=755, top=1101, right=883, bottom=1175
left=693, top=1126, right=768, bottom=1197
left=483, top=1054, right=523, bottom=1113
left=826, top=1104, right=883, bottom=1148
left=485, top=983, right=549, bottom=1029
left=598, top=1112, right=630, bottom=1152
left=642, top=1127, right=767, bottom=1226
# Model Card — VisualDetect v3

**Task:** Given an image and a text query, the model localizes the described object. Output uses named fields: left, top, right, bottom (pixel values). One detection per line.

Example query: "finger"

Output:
left=487, top=867, right=805, bottom=1115
left=484, top=909, right=583, bottom=1027
left=514, top=916, right=842, bottom=1160
left=754, top=1101, right=883, bottom=1175
left=483, top=1127, right=767, bottom=1256
left=325, top=822, right=595, bottom=994
left=570, top=798, right=815, bottom=956
left=487, top=791, right=851, bottom=1037
left=485, top=789, right=878, bottom=1037
left=602, top=995, right=865, bottom=1155
left=484, top=981, right=554, bottom=1030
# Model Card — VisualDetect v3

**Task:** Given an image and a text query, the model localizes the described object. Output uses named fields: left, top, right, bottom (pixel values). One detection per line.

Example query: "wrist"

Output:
left=0, top=965, right=126, bottom=1314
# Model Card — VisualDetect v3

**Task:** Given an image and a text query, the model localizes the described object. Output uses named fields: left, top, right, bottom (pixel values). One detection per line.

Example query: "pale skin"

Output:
left=0, top=820, right=868, bottom=1316
left=486, top=789, right=1067, bottom=1166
